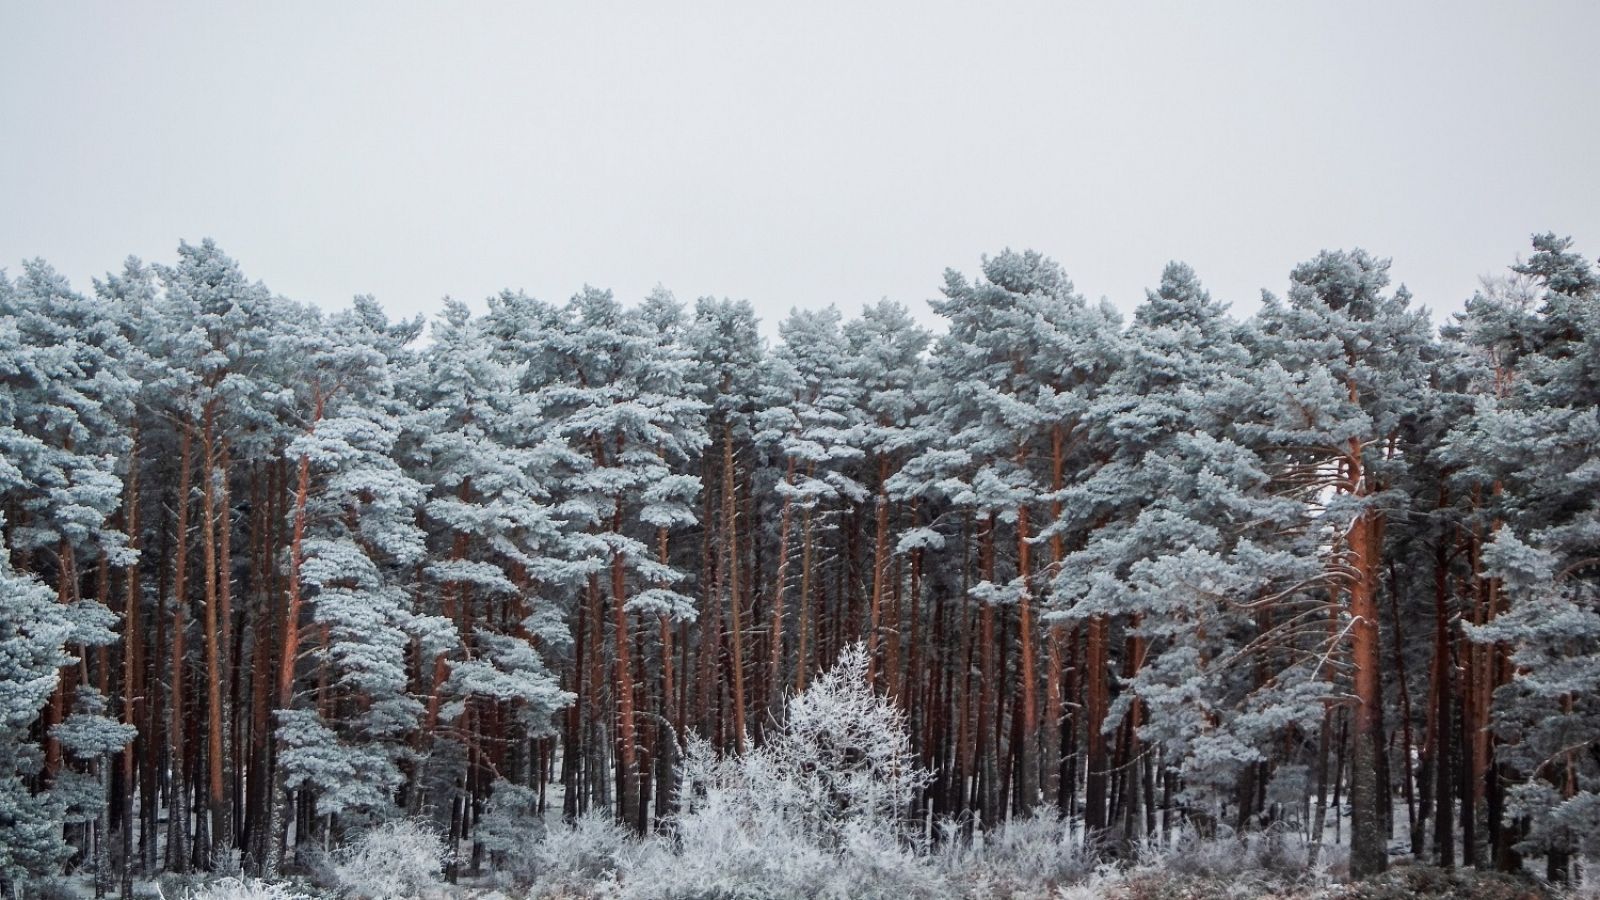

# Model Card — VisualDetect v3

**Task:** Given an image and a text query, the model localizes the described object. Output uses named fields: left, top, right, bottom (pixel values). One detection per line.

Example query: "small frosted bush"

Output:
left=181, top=877, right=314, bottom=900
left=939, top=811, right=1096, bottom=897
left=475, top=780, right=549, bottom=886
left=526, top=812, right=637, bottom=898
left=621, top=815, right=949, bottom=900
left=1137, top=825, right=1311, bottom=882
left=331, top=819, right=449, bottom=900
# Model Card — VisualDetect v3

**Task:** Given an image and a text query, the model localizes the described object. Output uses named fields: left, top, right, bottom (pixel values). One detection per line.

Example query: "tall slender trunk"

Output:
left=168, top=429, right=194, bottom=873
left=654, top=525, right=678, bottom=827
left=611, top=542, right=638, bottom=828
left=45, top=539, right=77, bottom=778
left=768, top=458, right=796, bottom=712
left=867, top=457, right=891, bottom=686
left=219, top=444, right=239, bottom=849
left=795, top=468, right=816, bottom=693
left=120, top=423, right=142, bottom=894
left=269, top=387, right=323, bottom=872
left=1386, top=564, right=1417, bottom=852
left=1085, top=609, right=1110, bottom=839
left=976, top=514, right=997, bottom=824
left=721, top=424, right=747, bottom=747
left=200, top=409, right=227, bottom=861
left=1042, top=424, right=1066, bottom=810
left=904, top=499, right=925, bottom=723
left=1346, top=480, right=1388, bottom=877
left=1014, top=494, right=1038, bottom=816
left=1428, top=521, right=1456, bottom=867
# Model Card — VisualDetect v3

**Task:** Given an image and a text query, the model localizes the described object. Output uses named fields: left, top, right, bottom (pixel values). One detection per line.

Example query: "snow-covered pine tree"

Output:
left=399, top=298, right=576, bottom=867
left=1441, top=234, right=1600, bottom=882
left=1247, top=249, right=1434, bottom=878
left=0, top=261, right=138, bottom=881
left=539, top=287, right=706, bottom=829
left=687, top=298, right=766, bottom=750
left=152, top=241, right=291, bottom=866
left=757, top=307, right=866, bottom=707
left=266, top=298, right=430, bottom=867
left=906, top=249, right=1122, bottom=824
left=0, top=521, right=77, bottom=896
left=844, top=302, right=929, bottom=700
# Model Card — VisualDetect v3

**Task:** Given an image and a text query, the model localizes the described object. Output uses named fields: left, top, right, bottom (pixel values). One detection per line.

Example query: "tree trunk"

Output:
left=200, top=410, right=228, bottom=862
left=795, top=489, right=815, bottom=693
left=1085, top=613, right=1110, bottom=839
left=120, top=423, right=142, bottom=895
left=867, top=457, right=891, bottom=686
left=268, top=387, right=323, bottom=872
left=1014, top=495, right=1038, bottom=816
left=769, top=459, right=796, bottom=712
left=721, top=423, right=747, bottom=747
left=1042, top=424, right=1067, bottom=810
left=611, top=546, right=638, bottom=829
left=1347, top=499, right=1389, bottom=879
left=167, top=428, right=193, bottom=873
left=1429, top=528, right=1456, bottom=867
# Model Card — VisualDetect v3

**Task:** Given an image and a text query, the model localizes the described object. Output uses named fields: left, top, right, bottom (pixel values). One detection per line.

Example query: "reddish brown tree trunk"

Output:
left=723, top=425, right=746, bottom=746
left=867, top=457, right=891, bottom=686
left=169, top=428, right=194, bottom=872
left=769, top=458, right=796, bottom=711
left=201, top=409, right=228, bottom=857
left=1346, top=460, right=1388, bottom=878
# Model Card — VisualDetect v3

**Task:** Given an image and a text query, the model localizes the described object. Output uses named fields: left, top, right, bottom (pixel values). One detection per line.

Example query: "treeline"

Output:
left=1, top=235, right=1596, bottom=894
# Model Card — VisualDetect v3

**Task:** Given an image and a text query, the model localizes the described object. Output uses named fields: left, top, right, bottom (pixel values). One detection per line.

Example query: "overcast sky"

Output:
left=4, top=2, right=1598, bottom=337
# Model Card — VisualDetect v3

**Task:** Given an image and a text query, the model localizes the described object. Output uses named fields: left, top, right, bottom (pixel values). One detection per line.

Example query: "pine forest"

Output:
left=2, top=234, right=1598, bottom=899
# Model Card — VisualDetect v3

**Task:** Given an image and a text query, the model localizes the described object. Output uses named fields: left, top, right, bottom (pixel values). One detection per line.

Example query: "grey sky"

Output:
left=4, top=2, right=1598, bottom=337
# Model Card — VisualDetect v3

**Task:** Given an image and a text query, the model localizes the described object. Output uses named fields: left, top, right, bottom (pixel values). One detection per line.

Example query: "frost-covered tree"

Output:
left=1049, top=263, right=1307, bottom=845
left=844, top=302, right=929, bottom=699
left=267, top=301, right=429, bottom=868
left=0, top=523, right=81, bottom=894
left=0, top=261, right=137, bottom=882
left=522, top=286, right=706, bottom=829
left=757, top=307, right=866, bottom=708
left=907, top=249, right=1121, bottom=824
left=687, top=297, right=765, bottom=748
left=401, top=299, right=573, bottom=859
left=1247, top=249, right=1433, bottom=877
left=677, top=643, right=928, bottom=847
left=1442, top=234, right=1600, bottom=882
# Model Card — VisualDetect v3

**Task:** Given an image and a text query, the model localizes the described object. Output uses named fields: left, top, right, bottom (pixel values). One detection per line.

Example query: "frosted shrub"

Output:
left=623, top=815, right=948, bottom=900
left=527, top=812, right=637, bottom=898
left=939, top=811, right=1095, bottom=897
left=180, top=877, right=315, bottom=900
left=614, top=646, right=947, bottom=899
left=475, top=780, right=548, bottom=886
left=758, top=644, right=930, bottom=845
left=827, top=824, right=950, bottom=900
left=29, top=879, right=87, bottom=900
left=1127, top=825, right=1318, bottom=897
left=1052, top=865, right=1127, bottom=900
left=622, top=805, right=832, bottom=899
left=330, top=819, right=449, bottom=900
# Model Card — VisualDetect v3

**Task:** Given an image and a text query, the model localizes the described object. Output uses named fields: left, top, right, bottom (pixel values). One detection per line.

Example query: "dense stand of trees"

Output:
left=2, top=235, right=1597, bottom=894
